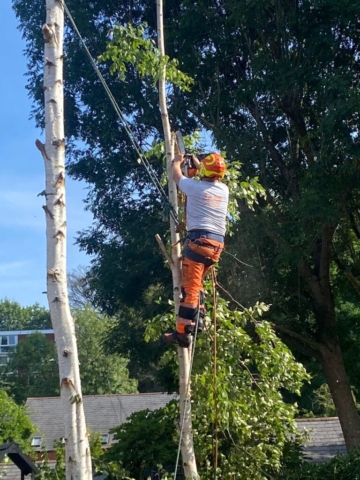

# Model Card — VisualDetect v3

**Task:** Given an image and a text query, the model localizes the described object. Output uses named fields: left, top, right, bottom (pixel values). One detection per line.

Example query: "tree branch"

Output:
left=271, top=323, right=323, bottom=358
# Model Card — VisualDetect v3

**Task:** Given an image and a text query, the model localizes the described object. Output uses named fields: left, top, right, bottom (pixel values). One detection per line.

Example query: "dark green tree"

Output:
left=155, top=0, right=360, bottom=451
left=5, top=332, right=59, bottom=404
left=102, top=404, right=178, bottom=479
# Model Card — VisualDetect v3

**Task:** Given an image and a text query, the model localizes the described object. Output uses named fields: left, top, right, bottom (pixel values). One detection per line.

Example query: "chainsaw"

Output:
left=175, top=131, right=199, bottom=178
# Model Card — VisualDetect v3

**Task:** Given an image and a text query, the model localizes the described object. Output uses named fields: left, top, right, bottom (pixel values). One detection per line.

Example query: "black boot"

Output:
left=162, top=331, right=191, bottom=348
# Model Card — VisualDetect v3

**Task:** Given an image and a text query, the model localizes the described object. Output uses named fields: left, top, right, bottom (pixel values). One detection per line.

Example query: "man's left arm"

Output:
left=172, top=154, right=185, bottom=186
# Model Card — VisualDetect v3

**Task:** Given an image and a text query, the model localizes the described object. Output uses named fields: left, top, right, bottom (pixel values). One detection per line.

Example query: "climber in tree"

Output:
left=163, top=152, right=229, bottom=348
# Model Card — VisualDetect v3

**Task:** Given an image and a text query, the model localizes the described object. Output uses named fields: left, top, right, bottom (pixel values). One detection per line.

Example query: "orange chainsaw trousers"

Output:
left=176, top=238, right=224, bottom=334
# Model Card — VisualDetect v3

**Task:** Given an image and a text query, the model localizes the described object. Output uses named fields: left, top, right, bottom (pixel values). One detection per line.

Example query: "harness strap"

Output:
left=183, top=243, right=215, bottom=267
left=187, top=230, right=224, bottom=242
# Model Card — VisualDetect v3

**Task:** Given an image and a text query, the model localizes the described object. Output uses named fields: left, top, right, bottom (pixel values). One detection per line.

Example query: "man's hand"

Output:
left=172, top=153, right=185, bottom=165
left=190, top=154, right=201, bottom=170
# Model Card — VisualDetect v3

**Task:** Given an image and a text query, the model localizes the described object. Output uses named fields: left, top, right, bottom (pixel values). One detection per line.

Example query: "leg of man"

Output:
left=162, top=238, right=224, bottom=348
left=177, top=255, right=206, bottom=335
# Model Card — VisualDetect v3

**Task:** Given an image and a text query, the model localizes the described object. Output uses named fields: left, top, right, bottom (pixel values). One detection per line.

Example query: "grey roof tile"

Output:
left=26, top=393, right=176, bottom=451
left=296, top=417, right=347, bottom=462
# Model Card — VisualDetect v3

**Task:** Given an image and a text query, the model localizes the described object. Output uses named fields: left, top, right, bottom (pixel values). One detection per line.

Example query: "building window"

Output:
left=31, top=437, right=42, bottom=447
left=101, top=434, right=109, bottom=445
left=0, top=335, right=17, bottom=353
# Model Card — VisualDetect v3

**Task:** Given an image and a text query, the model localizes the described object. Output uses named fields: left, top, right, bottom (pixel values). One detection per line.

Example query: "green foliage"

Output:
left=277, top=448, right=360, bottom=480
left=0, top=389, right=36, bottom=455
left=99, top=24, right=193, bottom=91
left=3, top=307, right=137, bottom=403
left=5, top=332, right=59, bottom=404
left=37, top=440, right=66, bottom=480
left=146, top=286, right=310, bottom=479
left=223, top=161, right=265, bottom=226
left=74, top=307, right=138, bottom=395
left=36, top=433, right=105, bottom=480
left=310, top=384, right=337, bottom=418
left=0, top=299, right=51, bottom=330
left=102, top=403, right=178, bottom=479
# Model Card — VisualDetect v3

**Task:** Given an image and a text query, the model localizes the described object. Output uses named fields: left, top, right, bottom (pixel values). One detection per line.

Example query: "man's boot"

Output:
left=162, top=331, right=191, bottom=348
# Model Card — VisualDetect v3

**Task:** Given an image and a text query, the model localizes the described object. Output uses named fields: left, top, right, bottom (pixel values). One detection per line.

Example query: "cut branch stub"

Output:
left=54, top=194, right=65, bottom=207
left=42, top=23, right=55, bottom=42
left=61, top=377, right=75, bottom=389
left=52, top=138, right=65, bottom=148
left=55, top=171, right=65, bottom=187
left=45, top=58, right=56, bottom=67
left=54, top=230, right=65, bottom=241
left=47, top=269, right=60, bottom=282
left=42, top=205, right=54, bottom=219
left=35, top=139, right=51, bottom=161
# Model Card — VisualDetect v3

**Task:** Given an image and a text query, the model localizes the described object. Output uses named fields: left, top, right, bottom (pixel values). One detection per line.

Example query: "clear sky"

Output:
left=0, top=3, right=92, bottom=307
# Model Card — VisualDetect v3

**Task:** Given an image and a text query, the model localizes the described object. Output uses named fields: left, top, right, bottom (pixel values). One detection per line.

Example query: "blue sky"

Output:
left=0, top=3, right=92, bottom=307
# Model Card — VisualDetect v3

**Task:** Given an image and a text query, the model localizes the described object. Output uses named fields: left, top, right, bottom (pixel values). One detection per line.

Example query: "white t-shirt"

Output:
left=179, top=177, right=229, bottom=236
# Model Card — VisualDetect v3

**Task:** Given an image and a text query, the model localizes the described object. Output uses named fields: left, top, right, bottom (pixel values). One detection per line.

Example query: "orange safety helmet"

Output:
left=199, top=153, right=226, bottom=178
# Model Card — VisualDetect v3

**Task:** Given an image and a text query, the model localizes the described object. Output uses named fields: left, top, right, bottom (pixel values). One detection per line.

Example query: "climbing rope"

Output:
left=211, top=267, right=219, bottom=478
left=61, top=0, right=179, bottom=227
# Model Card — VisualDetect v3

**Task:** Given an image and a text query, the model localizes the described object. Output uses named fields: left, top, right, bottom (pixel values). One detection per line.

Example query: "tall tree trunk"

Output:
left=156, top=1, right=199, bottom=477
left=320, top=338, right=360, bottom=452
left=302, top=256, right=360, bottom=450
left=36, top=1, right=92, bottom=479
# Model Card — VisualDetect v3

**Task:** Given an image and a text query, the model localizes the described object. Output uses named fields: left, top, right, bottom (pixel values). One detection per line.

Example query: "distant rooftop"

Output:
left=0, top=330, right=54, bottom=335
left=26, top=393, right=176, bottom=451
left=296, top=417, right=347, bottom=462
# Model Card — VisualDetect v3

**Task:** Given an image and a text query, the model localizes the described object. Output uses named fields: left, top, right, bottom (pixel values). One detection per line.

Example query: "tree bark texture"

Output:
left=301, top=251, right=360, bottom=451
left=320, top=338, right=360, bottom=452
left=39, top=1, right=92, bottom=479
left=156, top=0, right=199, bottom=477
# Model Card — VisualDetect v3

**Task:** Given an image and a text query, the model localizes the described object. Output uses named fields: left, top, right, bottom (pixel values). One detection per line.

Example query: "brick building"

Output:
left=0, top=330, right=54, bottom=366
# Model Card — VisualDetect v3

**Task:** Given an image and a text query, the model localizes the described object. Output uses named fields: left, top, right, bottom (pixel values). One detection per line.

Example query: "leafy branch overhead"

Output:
left=99, top=24, right=193, bottom=91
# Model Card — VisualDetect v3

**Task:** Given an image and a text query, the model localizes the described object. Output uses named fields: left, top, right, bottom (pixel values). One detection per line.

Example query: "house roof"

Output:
left=296, top=417, right=347, bottom=462
left=0, top=442, right=38, bottom=476
left=0, top=330, right=54, bottom=336
left=26, top=393, right=176, bottom=451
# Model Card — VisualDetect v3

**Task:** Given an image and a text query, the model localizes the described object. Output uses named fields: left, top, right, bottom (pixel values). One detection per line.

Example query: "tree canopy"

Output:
left=0, top=299, right=51, bottom=331
left=12, top=0, right=360, bottom=453
left=5, top=332, right=59, bottom=404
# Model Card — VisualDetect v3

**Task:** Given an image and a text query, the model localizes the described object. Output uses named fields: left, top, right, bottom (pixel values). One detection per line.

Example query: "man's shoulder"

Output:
left=179, top=177, right=198, bottom=191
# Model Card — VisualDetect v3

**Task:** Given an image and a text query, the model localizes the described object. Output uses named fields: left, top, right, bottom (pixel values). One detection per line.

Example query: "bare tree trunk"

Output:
left=301, top=256, right=360, bottom=450
left=36, top=1, right=92, bottom=479
left=156, top=1, right=199, bottom=477
left=320, top=338, right=360, bottom=452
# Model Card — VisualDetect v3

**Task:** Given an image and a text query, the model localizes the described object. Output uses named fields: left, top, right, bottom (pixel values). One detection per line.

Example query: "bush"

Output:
left=277, top=447, right=360, bottom=479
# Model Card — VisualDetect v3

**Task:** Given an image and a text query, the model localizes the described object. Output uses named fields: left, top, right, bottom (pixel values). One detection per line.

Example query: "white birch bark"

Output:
left=36, top=2, right=92, bottom=479
left=156, top=1, right=199, bottom=478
